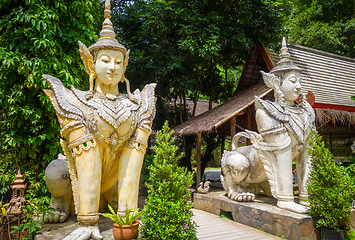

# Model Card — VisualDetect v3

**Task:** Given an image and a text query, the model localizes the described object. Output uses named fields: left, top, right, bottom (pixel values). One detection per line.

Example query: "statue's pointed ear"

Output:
left=261, top=70, right=279, bottom=90
left=78, top=41, right=95, bottom=76
left=125, top=50, right=130, bottom=67
left=78, top=41, right=95, bottom=93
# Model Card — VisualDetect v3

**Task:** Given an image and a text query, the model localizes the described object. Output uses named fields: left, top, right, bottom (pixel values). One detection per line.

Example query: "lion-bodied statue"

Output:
left=221, top=38, right=315, bottom=214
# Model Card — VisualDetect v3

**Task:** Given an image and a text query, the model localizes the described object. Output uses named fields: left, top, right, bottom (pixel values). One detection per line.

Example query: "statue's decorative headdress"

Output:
left=261, top=38, right=304, bottom=106
left=78, top=0, right=130, bottom=98
left=88, top=0, right=127, bottom=57
left=270, top=37, right=301, bottom=76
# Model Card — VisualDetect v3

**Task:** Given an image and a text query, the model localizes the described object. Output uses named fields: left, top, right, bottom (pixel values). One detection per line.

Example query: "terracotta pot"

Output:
left=112, top=220, right=139, bottom=240
left=320, top=227, right=344, bottom=240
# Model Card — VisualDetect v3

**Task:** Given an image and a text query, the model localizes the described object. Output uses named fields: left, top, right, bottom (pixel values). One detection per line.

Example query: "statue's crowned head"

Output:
left=78, top=0, right=130, bottom=95
left=88, top=0, right=127, bottom=60
left=261, top=37, right=305, bottom=107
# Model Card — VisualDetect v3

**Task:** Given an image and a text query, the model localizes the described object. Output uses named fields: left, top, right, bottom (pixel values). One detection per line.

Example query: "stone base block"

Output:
left=194, top=191, right=319, bottom=240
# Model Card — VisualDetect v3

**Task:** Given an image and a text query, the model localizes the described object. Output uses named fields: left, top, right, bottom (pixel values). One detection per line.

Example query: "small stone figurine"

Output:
left=221, top=38, right=315, bottom=214
left=8, top=167, right=26, bottom=216
left=42, top=0, right=156, bottom=239
left=197, top=181, right=211, bottom=194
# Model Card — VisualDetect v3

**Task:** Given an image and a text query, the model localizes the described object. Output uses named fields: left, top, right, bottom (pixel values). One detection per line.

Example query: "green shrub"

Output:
left=345, top=230, right=355, bottom=240
left=307, top=129, right=355, bottom=230
left=139, top=122, right=197, bottom=240
left=140, top=154, right=154, bottom=184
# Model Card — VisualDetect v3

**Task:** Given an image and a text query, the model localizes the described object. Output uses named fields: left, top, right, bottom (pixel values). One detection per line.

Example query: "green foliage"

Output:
left=0, top=160, right=16, bottom=197
left=140, top=154, right=154, bottom=184
left=345, top=230, right=355, bottom=240
left=112, top=0, right=285, bottom=128
left=3, top=197, right=54, bottom=240
left=286, top=0, right=355, bottom=57
left=219, top=211, right=233, bottom=220
left=307, top=129, right=355, bottom=230
left=140, top=122, right=197, bottom=239
left=0, top=0, right=101, bottom=201
left=100, top=205, right=143, bottom=226
left=10, top=204, right=52, bottom=240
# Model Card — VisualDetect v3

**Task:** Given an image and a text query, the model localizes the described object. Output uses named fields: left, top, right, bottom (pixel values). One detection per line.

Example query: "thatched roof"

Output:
left=315, top=108, right=355, bottom=127
left=172, top=84, right=272, bottom=135
left=185, top=99, right=220, bottom=117
left=315, top=108, right=355, bottom=137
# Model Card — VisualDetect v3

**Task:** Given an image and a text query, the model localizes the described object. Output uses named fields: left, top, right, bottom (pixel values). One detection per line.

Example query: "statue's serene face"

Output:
left=95, top=49, right=124, bottom=86
left=281, top=71, right=301, bottom=101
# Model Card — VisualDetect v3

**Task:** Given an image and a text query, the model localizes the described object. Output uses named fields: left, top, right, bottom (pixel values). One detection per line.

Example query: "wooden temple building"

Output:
left=173, top=42, right=355, bottom=187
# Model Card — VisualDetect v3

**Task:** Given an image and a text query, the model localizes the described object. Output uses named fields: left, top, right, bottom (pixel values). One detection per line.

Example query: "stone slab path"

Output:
left=192, top=209, right=281, bottom=240
left=35, top=209, right=281, bottom=239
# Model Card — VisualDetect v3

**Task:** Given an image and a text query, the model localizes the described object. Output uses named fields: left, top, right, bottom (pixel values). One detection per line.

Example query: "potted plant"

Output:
left=307, top=129, right=355, bottom=240
left=100, top=205, right=143, bottom=240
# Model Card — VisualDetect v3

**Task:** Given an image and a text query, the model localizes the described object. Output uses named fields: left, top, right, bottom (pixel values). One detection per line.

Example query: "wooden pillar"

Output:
left=221, top=125, right=225, bottom=159
left=329, top=135, right=333, bottom=153
left=196, top=133, right=202, bottom=189
left=247, top=106, right=251, bottom=145
left=230, top=116, right=236, bottom=139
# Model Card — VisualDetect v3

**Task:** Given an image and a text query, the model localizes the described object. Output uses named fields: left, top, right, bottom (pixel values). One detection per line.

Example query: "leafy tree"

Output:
left=0, top=0, right=101, bottom=200
left=286, top=0, right=355, bottom=57
left=140, top=122, right=196, bottom=239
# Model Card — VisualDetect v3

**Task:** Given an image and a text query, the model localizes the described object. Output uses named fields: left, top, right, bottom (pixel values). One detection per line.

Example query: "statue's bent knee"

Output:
left=221, top=150, right=250, bottom=185
left=44, top=154, right=72, bottom=223
left=45, top=157, right=71, bottom=197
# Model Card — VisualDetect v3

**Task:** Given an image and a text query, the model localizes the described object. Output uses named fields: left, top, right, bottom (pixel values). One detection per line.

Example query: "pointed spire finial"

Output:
left=282, top=37, right=286, bottom=48
left=105, top=0, right=110, bottom=10
left=270, top=37, right=301, bottom=75
left=100, top=0, right=115, bottom=39
left=279, top=37, right=290, bottom=62
left=88, top=0, right=127, bottom=56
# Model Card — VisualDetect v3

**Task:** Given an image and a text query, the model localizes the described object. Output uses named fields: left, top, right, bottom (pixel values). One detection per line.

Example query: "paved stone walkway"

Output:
left=192, top=209, right=281, bottom=240
left=36, top=209, right=281, bottom=239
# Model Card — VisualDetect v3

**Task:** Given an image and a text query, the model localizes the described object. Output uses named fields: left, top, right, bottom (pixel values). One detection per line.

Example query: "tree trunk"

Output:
left=179, top=134, right=194, bottom=172
left=179, top=92, right=183, bottom=124
left=192, top=65, right=200, bottom=118
left=221, top=125, right=225, bottom=159
left=200, top=132, right=222, bottom=179
left=247, top=106, right=251, bottom=145
left=196, top=133, right=202, bottom=188
left=234, top=70, right=238, bottom=84
left=209, top=86, right=214, bottom=110
left=224, top=62, right=228, bottom=98
left=183, top=92, right=187, bottom=116
left=230, top=116, right=236, bottom=139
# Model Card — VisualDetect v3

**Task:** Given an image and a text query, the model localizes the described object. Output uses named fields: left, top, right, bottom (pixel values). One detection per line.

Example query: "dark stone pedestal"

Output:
left=194, top=191, right=319, bottom=240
